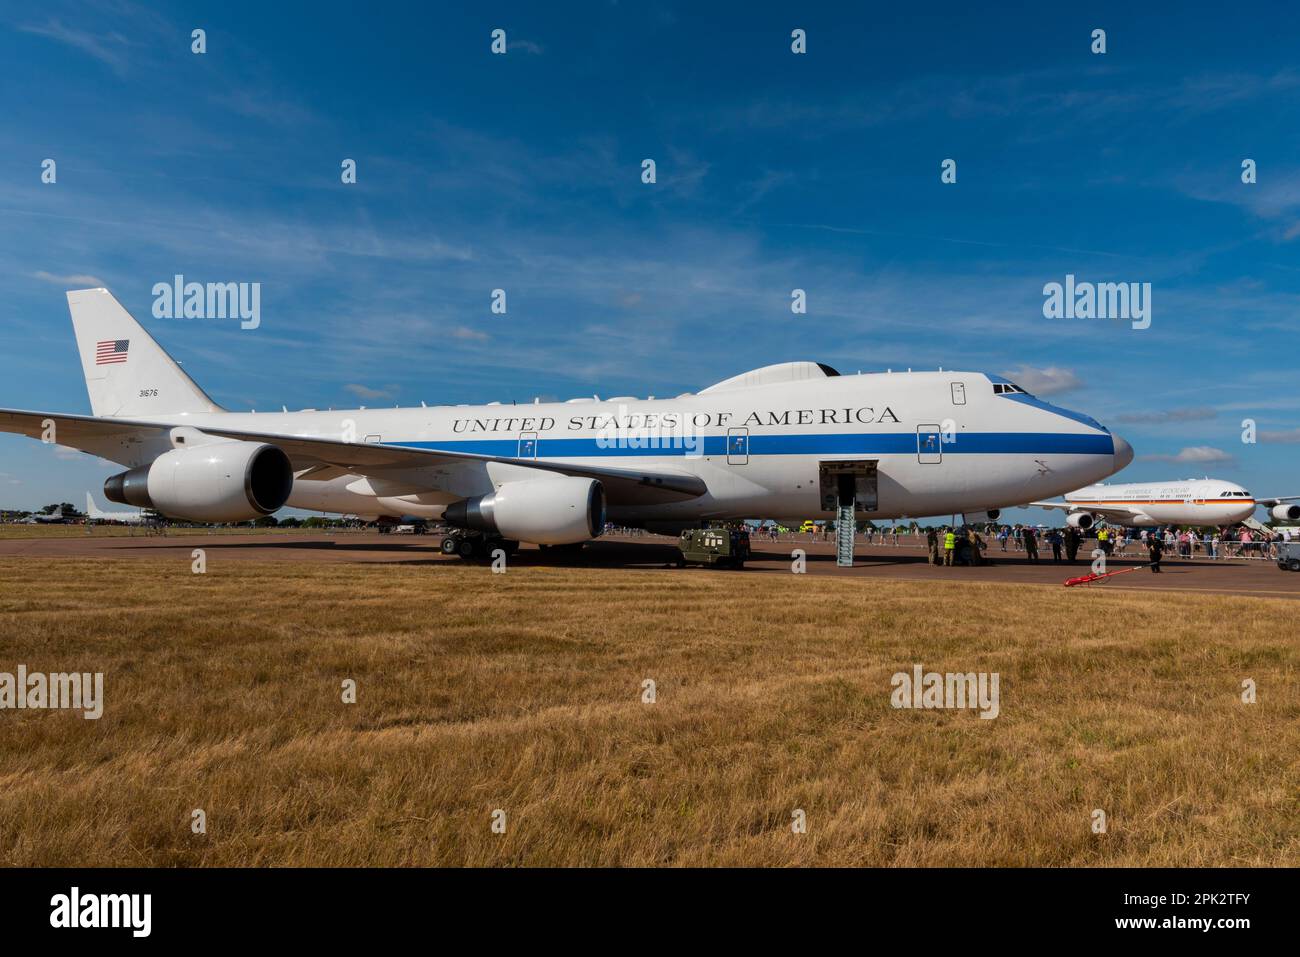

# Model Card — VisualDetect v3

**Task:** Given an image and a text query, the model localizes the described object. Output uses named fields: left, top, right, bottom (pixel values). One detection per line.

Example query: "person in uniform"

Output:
left=943, top=528, right=956, bottom=566
left=1023, top=526, right=1039, bottom=562
left=926, top=527, right=939, bottom=565
left=1048, top=528, right=1063, bottom=563
left=1064, top=526, right=1080, bottom=562
left=1147, top=533, right=1163, bottom=573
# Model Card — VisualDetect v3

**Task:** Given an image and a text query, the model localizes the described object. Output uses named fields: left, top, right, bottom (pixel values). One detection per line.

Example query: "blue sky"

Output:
left=1, top=1, right=1298, bottom=513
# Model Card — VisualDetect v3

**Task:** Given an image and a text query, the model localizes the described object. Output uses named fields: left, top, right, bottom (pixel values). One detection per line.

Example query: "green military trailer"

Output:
left=677, top=526, right=750, bottom=569
left=1277, top=540, right=1300, bottom=572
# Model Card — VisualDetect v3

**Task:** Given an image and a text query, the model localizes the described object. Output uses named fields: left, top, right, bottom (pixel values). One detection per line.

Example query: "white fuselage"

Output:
left=1066, top=479, right=1256, bottom=526
left=76, top=370, right=1131, bottom=525
left=86, top=496, right=153, bottom=525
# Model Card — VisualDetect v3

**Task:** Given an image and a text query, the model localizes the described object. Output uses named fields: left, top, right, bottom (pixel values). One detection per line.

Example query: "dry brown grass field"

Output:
left=0, top=557, right=1295, bottom=867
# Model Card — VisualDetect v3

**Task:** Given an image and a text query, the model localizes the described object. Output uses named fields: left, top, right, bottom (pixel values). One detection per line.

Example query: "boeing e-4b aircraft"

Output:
left=0, top=289, right=1135, bottom=555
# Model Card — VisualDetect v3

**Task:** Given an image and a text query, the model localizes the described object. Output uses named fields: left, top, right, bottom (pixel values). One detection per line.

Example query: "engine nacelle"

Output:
left=1065, top=511, right=1095, bottom=529
left=105, top=441, right=293, bottom=522
left=962, top=509, right=1001, bottom=524
left=1271, top=503, right=1300, bottom=522
left=444, top=477, right=605, bottom=545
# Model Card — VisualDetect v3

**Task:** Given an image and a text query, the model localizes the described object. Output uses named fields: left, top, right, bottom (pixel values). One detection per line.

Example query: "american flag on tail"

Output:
left=95, top=339, right=129, bottom=365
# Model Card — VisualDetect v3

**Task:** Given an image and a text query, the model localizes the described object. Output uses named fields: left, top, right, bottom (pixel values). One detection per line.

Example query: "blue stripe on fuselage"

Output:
left=384, top=432, right=1114, bottom=457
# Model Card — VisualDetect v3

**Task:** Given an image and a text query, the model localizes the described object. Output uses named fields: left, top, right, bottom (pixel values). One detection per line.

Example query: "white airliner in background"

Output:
left=1030, top=479, right=1300, bottom=529
left=85, top=491, right=154, bottom=525
left=0, top=288, right=1134, bottom=556
left=19, top=505, right=70, bottom=524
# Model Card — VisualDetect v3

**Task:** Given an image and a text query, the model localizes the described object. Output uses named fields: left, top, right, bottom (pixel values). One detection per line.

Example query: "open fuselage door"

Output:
left=819, top=460, right=878, bottom=567
left=819, top=460, right=878, bottom=513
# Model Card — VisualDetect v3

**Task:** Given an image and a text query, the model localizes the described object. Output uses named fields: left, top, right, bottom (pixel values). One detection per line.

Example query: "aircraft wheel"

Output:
left=457, top=538, right=478, bottom=560
left=1288, top=559, right=1300, bottom=572
left=440, top=536, right=458, bottom=555
left=482, top=538, right=510, bottom=558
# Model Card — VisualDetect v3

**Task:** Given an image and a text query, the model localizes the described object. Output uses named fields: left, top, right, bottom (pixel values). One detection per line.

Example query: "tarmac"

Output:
left=2, top=529, right=1298, bottom=599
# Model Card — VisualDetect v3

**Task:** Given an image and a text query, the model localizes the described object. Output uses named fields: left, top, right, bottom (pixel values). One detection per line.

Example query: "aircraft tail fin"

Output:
left=66, top=288, right=224, bottom=418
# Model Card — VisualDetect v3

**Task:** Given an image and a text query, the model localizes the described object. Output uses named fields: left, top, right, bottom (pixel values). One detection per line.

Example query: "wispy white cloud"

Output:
left=1113, top=407, right=1217, bottom=424
left=343, top=383, right=395, bottom=401
left=32, top=270, right=107, bottom=287
left=1175, top=167, right=1300, bottom=240
left=714, top=67, right=1300, bottom=136
left=19, top=19, right=131, bottom=75
left=448, top=326, right=489, bottom=341
left=1139, top=446, right=1235, bottom=465
left=999, top=365, right=1082, bottom=396
left=209, top=89, right=316, bottom=127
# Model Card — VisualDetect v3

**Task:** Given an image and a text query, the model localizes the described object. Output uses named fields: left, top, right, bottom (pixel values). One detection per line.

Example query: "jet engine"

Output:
left=962, top=509, right=1001, bottom=523
left=105, top=441, right=293, bottom=522
left=444, top=477, right=605, bottom=545
left=1271, top=503, right=1300, bottom=522
left=1065, top=511, right=1095, bottom=529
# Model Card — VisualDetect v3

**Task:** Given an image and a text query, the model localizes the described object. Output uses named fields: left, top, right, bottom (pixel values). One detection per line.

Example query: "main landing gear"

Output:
left=438, top=529, right=519, bottom=561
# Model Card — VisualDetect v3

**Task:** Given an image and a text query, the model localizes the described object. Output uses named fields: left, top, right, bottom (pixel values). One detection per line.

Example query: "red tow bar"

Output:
left=1063, top=563, right=1152, bottom=587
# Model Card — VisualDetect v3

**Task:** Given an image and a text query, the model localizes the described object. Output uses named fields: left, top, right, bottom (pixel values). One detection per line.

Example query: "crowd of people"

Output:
left=908, top=522, right=1291, bottom=572
left=987, top=523, right=1289, bottom=561
left=912, top=524, right=1078, bottom=566
left=750, top=520, right=1292, bottom=572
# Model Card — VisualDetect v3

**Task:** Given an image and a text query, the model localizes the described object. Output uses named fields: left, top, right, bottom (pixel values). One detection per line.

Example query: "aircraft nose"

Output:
left=1112, top=433, right=1134, bottom=470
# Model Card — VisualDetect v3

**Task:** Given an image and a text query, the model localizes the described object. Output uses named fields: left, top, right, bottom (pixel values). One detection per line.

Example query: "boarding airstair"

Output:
left=836, top=501, right=856, bottom=567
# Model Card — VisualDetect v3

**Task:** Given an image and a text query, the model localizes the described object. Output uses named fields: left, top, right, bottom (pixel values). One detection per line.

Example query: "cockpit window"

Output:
left=993, top=382, right=1029, bottom=395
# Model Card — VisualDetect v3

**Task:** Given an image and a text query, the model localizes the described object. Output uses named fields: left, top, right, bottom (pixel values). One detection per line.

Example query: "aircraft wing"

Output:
left=1257, top=496, right=1300, bottom=506
left=1027, top=500, right=1148, bottom=521
left=0, top=408, right=158, bottom=444
left=0, top=407, right=708, bottom=503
